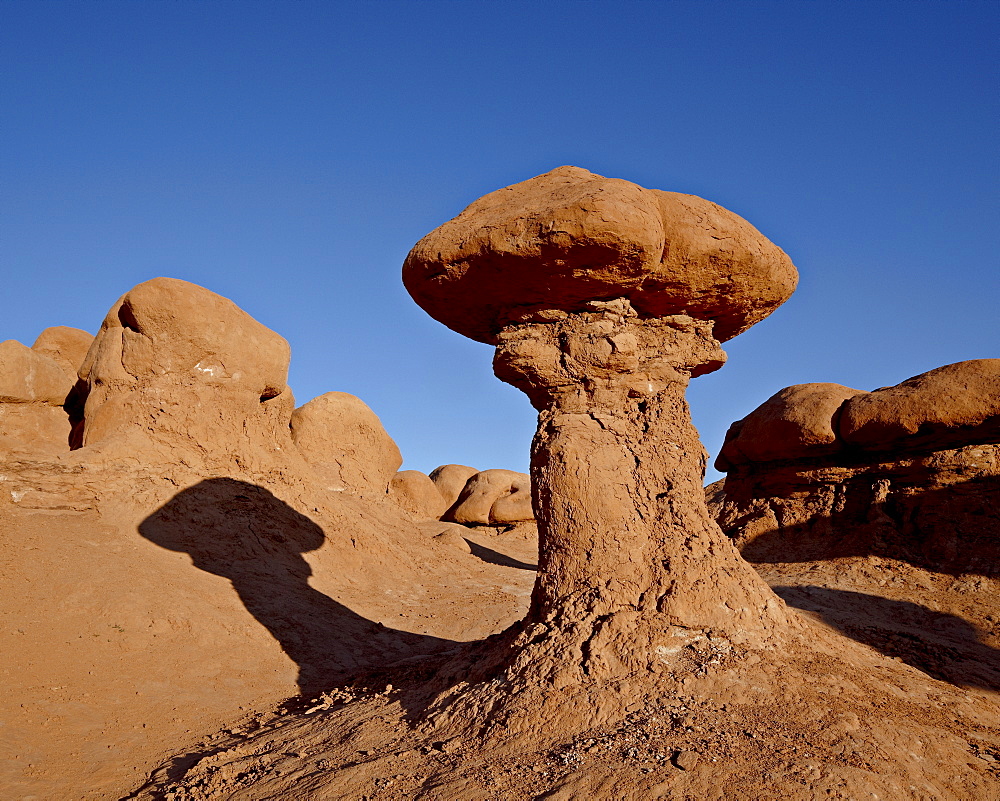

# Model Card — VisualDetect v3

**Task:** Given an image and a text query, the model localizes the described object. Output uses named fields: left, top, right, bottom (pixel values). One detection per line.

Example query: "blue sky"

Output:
left=3, top=1, right=997, bottom=482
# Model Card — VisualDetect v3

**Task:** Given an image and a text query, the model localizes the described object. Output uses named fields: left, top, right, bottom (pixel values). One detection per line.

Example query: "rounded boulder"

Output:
left=291, top=392, right=403, bottom=495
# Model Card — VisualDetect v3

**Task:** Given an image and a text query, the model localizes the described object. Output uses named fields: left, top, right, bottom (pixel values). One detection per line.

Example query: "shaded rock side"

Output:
left=711, top=443, right=1000, bottom=576
left=291, top=391, right=403, bottom=495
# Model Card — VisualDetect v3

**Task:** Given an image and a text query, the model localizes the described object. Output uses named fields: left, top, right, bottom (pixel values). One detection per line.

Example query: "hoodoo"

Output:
left=403, top=166, right=801, bottom=722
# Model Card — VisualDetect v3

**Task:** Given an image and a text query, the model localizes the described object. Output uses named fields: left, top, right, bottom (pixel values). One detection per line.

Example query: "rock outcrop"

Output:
left=290, top=391, right=402, bottom=495
left=839, top=358, right=1000, bottom=452
left=429, top=463, right=479, bottom=509
left=0, top=338, right=77, bottom=455
left=445, top=468, right=533, bottom=525
left=711, top=360, right=1000, bottom=575
left=716, top=382, right=865, bottom=470
left=402, top=166, right=801, bottom=734
left=1, top=277, right=536, bottom=800
left=388, top=469, right=449, bottom=519
left=403, top=165, right=797, bottom=345
left=31, top=325, right=94, bottom=381
left=75, top=277, right=299, bottom=470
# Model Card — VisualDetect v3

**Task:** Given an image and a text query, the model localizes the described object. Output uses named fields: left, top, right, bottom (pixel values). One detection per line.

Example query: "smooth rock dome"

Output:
left=403, top=166, right=798, bottom=344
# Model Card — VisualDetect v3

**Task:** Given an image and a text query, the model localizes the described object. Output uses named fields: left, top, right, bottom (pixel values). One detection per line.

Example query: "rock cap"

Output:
left=403, top=166, right=797, bottom=344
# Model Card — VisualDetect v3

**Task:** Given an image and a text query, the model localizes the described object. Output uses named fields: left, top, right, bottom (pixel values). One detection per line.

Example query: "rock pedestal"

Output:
left=487, top=302, right=791, bottom=690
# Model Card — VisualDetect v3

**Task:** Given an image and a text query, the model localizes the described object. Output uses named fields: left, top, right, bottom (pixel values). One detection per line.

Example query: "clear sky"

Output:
left=3, top=0, right=997, bottom=483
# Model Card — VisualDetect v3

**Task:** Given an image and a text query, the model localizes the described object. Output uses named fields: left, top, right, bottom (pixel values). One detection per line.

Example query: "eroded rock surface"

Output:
left=31, top=325, right=94, bottom=380
left=389, top=469, right=448, bottom=519
left=403, top=166, right=797, bottom=344
left=291, top=391, right=402, bottom=495
left=0, top=339, right=75, bottom=455
left=429, top=463, right=479, bottom=509
left=712, top=360, right=1000, bottom=576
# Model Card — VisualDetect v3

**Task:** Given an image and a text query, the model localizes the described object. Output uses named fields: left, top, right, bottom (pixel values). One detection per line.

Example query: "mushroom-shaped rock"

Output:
left=77, top=278, right=295, bottom=464
left=31, top=326, right=94, bottom=381
left=403, top=166, right=797, bottom=345
left=716, top=383, right=866, bottom=471
left=291, top=392, right=403, bottom=495
left=839, top=359, right=1000, bottom=452
left=429, top=463, right=480, bottom=509
left=389, top=470, right=449, bottom=519
left=403, top=168, right=800, bottom=728
left=445, top=469, right=534, bottom=525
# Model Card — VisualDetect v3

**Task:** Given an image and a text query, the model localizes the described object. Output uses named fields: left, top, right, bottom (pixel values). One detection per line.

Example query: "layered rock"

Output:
left=711, top=359, right=1000, bottom=575
left=290, top=391, right=402, bottom=495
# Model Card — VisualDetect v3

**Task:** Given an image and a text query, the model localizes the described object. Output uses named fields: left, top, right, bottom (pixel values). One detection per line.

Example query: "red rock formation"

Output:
left=403, top=167, right=801, bottom=729
left=444, top=468, right=533, bottom=525
left=291, top=391, right=402, bottom=495
left=712, top=360, right=1000, bottom=576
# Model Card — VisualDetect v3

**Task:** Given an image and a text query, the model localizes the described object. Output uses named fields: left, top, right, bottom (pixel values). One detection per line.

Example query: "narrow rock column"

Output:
left=493, top=301, right=792, bottom=682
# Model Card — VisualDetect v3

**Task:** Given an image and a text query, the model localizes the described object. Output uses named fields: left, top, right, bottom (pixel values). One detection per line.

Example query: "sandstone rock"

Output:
left=291, top=392, right=402, bottom=495
left=446, top=468, right=533, bottom=525
left=715, top=383, right=865, bottom=471
left=429, top=463, right=479, bottom=509
left=0, top=340, right=74, bottom=455
left=389, top=470, right=448, bottom=519
left=712, top=360, right=1000, bottom=575
left=0, top=339, right=75, bottom=404
left=403, top=167, right=798, bottom=738
left=76, top=277, right=294, bottom=463
left=0, top=403, right=72, bottom=456
left=712, top=443, right=1000, bottom=576
left=403, top=166, right=797, bottom=344
left=31, top=326, right=94, bottom=380
left=839, top=359, right=1000, bottom=452
left=431, top=524, right=473, bottom=553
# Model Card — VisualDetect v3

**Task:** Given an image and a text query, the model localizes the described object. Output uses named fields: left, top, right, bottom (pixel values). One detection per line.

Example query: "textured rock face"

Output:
left=429, top=463, right=479, bottom=509
left=712, top=444, right=1000, bottom=576
left=291, top=392, right=402, bottom=495
left=445, top=468, right=533, bottom=525
left=388, top=470, right=449, bottom=519
left=403, top=166, right=797, bottom=344
left=712, top=360, right=1000, bottom=576
left=0, top=339, right=75, bottom=455
left=0, top=339, right=75, bottom=404
left=31, top=326, right=94, bottom=380
left=76, top=277, right=295, bottom=465
left=716, top=383, right=865, bottom=471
